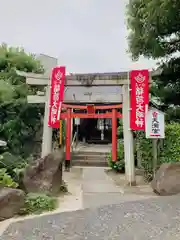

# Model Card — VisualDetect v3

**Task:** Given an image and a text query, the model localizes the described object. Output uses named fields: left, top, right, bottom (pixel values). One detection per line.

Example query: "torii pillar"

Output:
left=38, top=55, right=58, bottom=157
left=122, top=83, right=136, bottom=185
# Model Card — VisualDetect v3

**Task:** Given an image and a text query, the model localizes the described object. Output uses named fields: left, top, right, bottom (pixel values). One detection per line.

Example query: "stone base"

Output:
left=65, top=160, right=71, bottom=172
left=126, top=181, right=136, bottom=186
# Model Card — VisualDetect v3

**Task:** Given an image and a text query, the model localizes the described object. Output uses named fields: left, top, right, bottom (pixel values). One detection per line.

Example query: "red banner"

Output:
left=130, top=70, right=149, bottom=130
left=48, top=66, right=65, bottom=128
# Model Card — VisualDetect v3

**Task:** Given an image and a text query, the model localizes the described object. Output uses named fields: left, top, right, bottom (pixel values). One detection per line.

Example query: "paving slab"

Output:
left=2, top=196, right=180, bottom=239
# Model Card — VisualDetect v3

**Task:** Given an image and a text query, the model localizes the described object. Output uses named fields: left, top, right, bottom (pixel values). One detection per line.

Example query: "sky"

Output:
left=0, top=0, right=156, bottom=73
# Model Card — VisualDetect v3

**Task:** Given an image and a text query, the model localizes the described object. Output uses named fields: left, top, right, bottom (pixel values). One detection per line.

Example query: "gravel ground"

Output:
left=2, top=195, right=180, bottom=240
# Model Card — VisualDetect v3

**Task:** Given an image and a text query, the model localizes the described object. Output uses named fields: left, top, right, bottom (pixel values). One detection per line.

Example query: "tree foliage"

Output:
left=127, top=0, right=180, bottom=60
left=127, top=0, right=180, bottom=112
left=0, top=43, right=44, bottom=160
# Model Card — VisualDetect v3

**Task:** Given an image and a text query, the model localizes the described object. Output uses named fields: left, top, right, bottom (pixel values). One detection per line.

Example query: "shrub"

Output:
left=159, top=123, right=180, bottom=164
left=136, top=131, right=153, bottom=169
left=137, top=122, right=180, bottom=181
left=0, top=168, right=18, bottom=188
left=108, top=122, right=180, bottom=178
left=0, top=152, right=30, bottom=172
left=108, top=143, right=125, bottom=172
left=117, top=119, right=123, bottom=138
left=20, top=193, right=57, bottom=215
left=0, top=152, right=31, bottom=187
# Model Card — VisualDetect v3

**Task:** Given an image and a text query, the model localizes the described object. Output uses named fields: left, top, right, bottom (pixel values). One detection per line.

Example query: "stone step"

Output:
left=71, top=151, right=109, bottom=167
left=71, top=159, right=108, bottom=167
left=74, top=151, right=109, bottom=156
left=73, top=155, right=108, bottom=161
left=72, top=148, right=109, bottom=167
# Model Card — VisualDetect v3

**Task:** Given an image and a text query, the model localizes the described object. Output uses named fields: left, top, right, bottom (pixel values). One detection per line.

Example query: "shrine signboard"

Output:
left=130, top=70, right=149, bottom=130
left=145, top=108, right=165, bottom=139
left=64, top=86, right=122, bottom=103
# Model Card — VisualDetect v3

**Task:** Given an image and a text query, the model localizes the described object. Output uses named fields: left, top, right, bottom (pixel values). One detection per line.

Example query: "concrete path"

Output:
left=0, top=167, right=165, bottom=239
left=82, top=167, right=123, bottom=208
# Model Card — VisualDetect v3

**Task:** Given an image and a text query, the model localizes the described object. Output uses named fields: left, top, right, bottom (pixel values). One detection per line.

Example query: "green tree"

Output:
left=127, top=0, right=180, bottom=115
left=0, top=43, right=44, bottom=159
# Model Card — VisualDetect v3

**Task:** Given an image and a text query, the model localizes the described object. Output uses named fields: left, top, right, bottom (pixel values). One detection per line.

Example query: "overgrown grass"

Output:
left=19, top=193, right=58, bottom=215
left=107, top=143, right=125, bottom=172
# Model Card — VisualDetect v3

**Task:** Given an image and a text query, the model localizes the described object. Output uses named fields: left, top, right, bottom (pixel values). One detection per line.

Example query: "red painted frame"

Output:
left=63, top=103, right=122, bottom=168
left=60, top=112, right=122, bottom=119
left=62, top=103, right=122, bottom=110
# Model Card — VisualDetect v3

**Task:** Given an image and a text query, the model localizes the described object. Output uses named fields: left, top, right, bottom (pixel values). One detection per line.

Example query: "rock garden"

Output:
left=0, top=150, right=67, bottom=221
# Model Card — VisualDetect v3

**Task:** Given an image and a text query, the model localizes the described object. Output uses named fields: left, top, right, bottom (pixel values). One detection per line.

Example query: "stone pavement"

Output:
left=1, top=167, right=180, bottom=239
left=2, top=196, right=180, bottom=239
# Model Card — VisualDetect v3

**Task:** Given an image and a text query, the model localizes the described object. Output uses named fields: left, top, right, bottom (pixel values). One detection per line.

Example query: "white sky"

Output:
left=0, top=0, right=156, bottom=73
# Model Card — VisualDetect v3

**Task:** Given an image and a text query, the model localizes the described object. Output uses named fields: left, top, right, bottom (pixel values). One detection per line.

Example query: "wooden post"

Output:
left=112, top=108, right=117, bottom=161
left=152, top=139, right=158, bottom=177
left=71, top=109, right=73, bottom=143
left=65, top=108, right=71, bottom=171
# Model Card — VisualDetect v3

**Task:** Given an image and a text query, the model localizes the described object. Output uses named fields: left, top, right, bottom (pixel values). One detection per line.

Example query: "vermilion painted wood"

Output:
left=62, top=103, right=122, bottom=110
left=64, top=104, right=121, bottom=163
left=65, top=108, right=71, bottom=162
left=60, top=112, right=122, bottom=119
left=112, top=109, right=117, bottom=162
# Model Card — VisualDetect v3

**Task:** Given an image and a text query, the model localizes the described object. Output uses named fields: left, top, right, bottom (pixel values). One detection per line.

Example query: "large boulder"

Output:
left=151, top=162, right=180, bottom=196
left=23, top=150, right=64, bottom=195
left=0, top=187, right=25, bottom=221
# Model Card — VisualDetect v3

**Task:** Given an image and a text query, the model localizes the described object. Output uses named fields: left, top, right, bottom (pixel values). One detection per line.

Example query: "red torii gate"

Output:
left=61, top=103, right=122, bottom=170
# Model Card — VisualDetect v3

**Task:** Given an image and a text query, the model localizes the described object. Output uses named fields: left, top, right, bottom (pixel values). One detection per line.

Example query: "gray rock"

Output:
left=0, top=187, right=25, bottom=221
left=151, top=162, right=180, bottom=196
left=23, top=150, right=64, bottom=195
